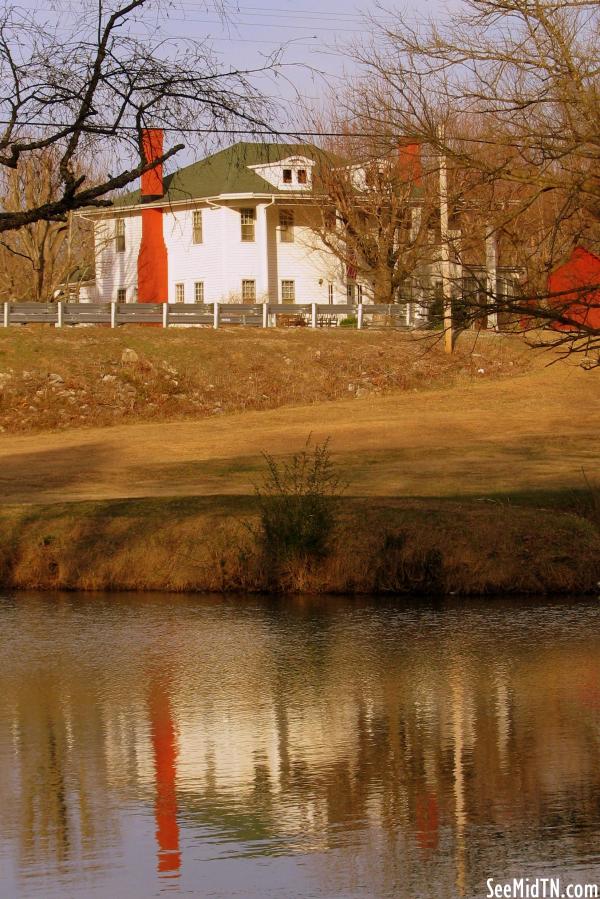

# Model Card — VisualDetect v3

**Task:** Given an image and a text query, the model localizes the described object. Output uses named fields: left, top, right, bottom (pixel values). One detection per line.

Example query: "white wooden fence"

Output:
left=1, top=301, right=412, bottom=330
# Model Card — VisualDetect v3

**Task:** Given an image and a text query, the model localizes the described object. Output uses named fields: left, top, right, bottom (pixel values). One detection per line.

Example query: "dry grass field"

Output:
left=0, top=327, right=597, bottom=594
left=0, top=331, right=594, bottom=505
left=0, top=326, right=529, bottom=433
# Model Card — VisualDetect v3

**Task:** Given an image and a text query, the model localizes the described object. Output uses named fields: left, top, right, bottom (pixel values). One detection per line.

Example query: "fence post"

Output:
left=162, top=302, right=168, bottom=329
left=56, top=301, right=63, bottom=328
left=311, top=302, right=317, bottom=329
left=3, top=302, right=8, bottom=328
left=110, top=302, right=116, bottom=329
left=213, top=301, right=220, bottom=330
left=262, top=302, right=269, bottom=329
left=357, top=302, right=363, bottom=330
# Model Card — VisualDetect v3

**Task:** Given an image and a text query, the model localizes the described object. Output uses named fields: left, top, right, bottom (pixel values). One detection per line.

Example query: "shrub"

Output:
left=254, top=436, right=346, bottom=567
left=576, top=468, right=600, bottom=532
left=339, top=315, right=357, bottom=329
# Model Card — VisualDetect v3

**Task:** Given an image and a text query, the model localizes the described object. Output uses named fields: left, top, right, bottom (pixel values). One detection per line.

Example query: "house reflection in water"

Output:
left=1, top=595, right=600, bottom=899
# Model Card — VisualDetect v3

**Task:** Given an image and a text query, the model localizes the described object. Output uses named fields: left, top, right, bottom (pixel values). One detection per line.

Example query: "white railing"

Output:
left=1, top=301, right=414, bottom=330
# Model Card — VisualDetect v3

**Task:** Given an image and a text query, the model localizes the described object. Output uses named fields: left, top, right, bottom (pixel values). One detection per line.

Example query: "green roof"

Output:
left=117, top=141, right=335, bottom=206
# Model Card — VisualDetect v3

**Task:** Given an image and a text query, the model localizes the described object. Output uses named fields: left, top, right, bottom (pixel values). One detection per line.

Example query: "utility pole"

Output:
left=485, top=224, right=498, bottom=330
left=66, top=210, right=73, bottom=300
left=438, top=129, right=453, bottom=354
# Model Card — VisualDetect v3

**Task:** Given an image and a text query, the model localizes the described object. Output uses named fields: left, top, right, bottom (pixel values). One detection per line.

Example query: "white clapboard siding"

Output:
left=92, top=199, right=364, bottom=306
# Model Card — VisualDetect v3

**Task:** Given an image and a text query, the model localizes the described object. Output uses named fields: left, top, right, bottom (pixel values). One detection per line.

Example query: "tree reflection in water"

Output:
left=0, top=594, right=599, bottom=899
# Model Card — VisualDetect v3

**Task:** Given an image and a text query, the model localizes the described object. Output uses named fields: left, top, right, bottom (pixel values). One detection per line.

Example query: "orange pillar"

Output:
left=138, top=207, right=168, bottom=303
left=138, top=128, right=168, bottom=304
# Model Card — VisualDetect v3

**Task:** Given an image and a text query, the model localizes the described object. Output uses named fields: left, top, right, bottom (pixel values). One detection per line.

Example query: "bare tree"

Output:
left=345, top=0, right=600, bottom=360
left=0, top=146, right=95, bottom=300
left=0, top=0, right=279, bottom=233
left=310, top=133, right=442, bottom=308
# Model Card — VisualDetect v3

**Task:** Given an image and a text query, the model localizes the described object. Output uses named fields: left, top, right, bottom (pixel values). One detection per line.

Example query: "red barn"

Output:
left=547, top=246, right=600, bottom=330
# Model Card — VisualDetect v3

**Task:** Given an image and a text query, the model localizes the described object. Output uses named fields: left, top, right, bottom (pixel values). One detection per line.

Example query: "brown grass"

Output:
left=0, top=495, right=597, bottom=595
left=0, top=343, right=594, bottom=506
left=0, top=326, right=531, bottom=434
left=0, top=330, right=596, bottom=596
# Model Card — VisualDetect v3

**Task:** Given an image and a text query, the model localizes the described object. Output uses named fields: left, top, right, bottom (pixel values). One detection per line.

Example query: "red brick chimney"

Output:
left=141, top=129, right=164, bottom=200
left=138, top=128, right=168, bottom=303
left=397, top=140, right=422, bottom=186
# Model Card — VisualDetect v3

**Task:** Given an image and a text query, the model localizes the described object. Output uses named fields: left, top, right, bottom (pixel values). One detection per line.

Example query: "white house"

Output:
left=81, top=137, right=355, bottom=307
left=80, top=133, right=464, bottom=325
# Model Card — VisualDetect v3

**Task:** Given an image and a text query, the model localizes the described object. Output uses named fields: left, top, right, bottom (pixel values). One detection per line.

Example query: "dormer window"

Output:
left=249, top=156, right=314, bottom=191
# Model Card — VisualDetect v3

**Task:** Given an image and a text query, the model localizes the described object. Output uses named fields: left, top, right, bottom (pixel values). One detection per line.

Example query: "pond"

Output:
left=0, top=593, right=599, bottom=898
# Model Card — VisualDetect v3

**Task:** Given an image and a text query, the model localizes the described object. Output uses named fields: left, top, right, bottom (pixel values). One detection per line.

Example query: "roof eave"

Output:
left=78, top=191, right=325, bottom=217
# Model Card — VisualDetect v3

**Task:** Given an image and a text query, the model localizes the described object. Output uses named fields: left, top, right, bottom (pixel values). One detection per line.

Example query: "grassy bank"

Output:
left=0, top=330, right=596, bottom=596
left=0, top=327, right=530, bottom=434
left=0, top=494, right=597, bottom=595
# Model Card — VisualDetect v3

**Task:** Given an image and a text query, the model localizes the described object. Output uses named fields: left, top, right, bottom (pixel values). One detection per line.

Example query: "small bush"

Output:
left=254, top=436, right=346, bottom=567
left=339, top=315, right=357, bottom=329
left=576, top=469, right=600, bottom=531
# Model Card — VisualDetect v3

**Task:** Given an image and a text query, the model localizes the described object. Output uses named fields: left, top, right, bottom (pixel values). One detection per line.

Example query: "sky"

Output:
left=144, top=0, right=389, bottom=97
left=25, top=0, right=447, bottom=163
left=31, top=0, right=427, bottom=127
left=138, top=0, right=400, bottom=133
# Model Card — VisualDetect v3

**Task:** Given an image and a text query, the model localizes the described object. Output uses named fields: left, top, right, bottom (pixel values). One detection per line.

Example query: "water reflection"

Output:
left=0, top=594, right=599, bottom=898
left=149, top=679, right=180, bottom=877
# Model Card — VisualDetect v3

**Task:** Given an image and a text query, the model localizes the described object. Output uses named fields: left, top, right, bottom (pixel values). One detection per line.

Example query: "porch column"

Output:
left=256, top=201, right=271, bottom=303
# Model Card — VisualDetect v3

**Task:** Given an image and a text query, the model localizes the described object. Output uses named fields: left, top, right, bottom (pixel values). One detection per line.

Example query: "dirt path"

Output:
left=1, top=358, right=597, bottom=504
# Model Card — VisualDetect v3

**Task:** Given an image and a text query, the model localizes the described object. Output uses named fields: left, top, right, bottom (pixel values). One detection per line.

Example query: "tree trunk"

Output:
left=373, top=267, right=394, bottom=305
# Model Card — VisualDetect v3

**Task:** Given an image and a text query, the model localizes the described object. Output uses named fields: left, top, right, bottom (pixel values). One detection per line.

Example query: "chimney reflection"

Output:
left=415, top=791, right=439, bottom=853
left=149, top=681, right=181, bottom=878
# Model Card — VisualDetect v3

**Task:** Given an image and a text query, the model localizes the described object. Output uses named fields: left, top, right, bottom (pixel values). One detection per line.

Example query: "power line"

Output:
left=31, top=1, right=385, bottom=23
left=29, top=2, right=395, bottom=32
left=0, top=119, right=561, bottom=149
left=33, top=9, right=367, bottom=32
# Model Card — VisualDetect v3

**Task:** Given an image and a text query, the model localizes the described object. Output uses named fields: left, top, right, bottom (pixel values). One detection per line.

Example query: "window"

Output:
left=328, top=282, right=334, bottom=304
left=116, top=287, right=127, bottom=303
left=281, top=280, right=295, bottom=302
left=347, top=282, right=361, bottom=303
left=242, top=279, right=256, bottom=303
left=194, top=281, right=205, bottom=304
left=347, top=277, right=363, bottom=303
left=115, top=218, right=125, bottom=253
left=297, top=169, right=307, bottom=184
left=175, top=283, right=185, bottom=303
left=282, top=168, right=292, bottom=184
left=192, top=209, right=203, bottom=244
left=279, top=209, right=294, bottom=243
left=324, top=207, right=336, bottom=230
left=240, top=208, right=255, bottom=242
